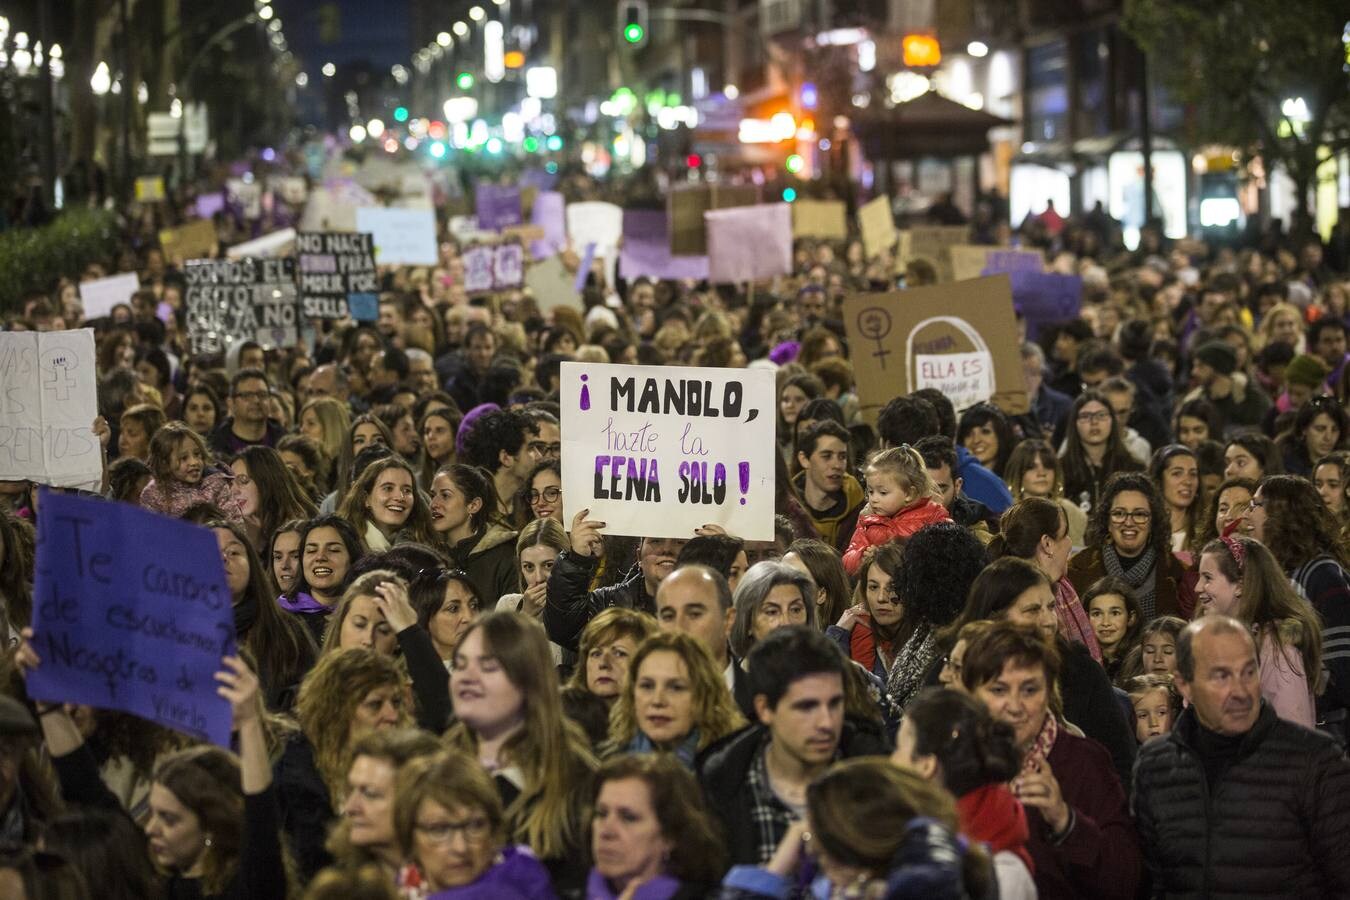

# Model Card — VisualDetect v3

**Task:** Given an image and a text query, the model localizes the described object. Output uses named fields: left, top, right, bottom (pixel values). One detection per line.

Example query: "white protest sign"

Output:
left=226, top=228, right=297, bottom=259
left=914, top=351, right=995, bottom=411
left=462, top=246, right=496, bottom=294
left=706, top=203, right=793, bottom=284
left=524, top=254, right=578, bottom=312
left=356, top=207, right=438, bottom=265
left=566, top=201, right=623, bottom=287
left=0, top=329, right=101, bottom=490
left=78, top=272, right=141, bottom=319
left=560, top=362, right=775, bottom=541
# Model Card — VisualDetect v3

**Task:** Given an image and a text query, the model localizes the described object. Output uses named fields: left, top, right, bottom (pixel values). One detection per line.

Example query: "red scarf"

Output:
left=956, top=783, right=1035, bottom=876
left=848, top=613, right=896, bottom=672
left=1054, top=577, right=1102, bottom=662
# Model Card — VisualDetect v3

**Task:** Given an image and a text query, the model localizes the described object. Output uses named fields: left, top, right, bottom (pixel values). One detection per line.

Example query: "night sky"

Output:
left=276, top=0, right=411, bottom=73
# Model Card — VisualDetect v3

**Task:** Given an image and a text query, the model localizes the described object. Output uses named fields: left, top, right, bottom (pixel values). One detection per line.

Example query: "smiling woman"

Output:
left=337, top=457, right=437, bottom=552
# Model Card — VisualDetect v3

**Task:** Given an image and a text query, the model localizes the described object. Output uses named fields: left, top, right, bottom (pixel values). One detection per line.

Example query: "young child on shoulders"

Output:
left=139, top=422, right=243, bottom=521
left=843, top=444, right=951, bottom=575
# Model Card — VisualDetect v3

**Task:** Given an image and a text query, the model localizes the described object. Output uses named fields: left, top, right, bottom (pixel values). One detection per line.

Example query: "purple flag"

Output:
left=1008, top=271, right=1084, bottom=340
left=575, top=242, right=597, bottom=292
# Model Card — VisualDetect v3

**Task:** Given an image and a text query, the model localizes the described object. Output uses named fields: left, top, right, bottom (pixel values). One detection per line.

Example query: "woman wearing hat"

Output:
left=1182, top=340, right=1271, bottom=435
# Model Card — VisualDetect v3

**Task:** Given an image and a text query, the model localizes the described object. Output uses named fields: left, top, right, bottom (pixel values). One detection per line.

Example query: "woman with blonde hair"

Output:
left=333, top=414, right=395, bottom=500
left=445, top=611, right=597, bottom=894
left=1257, top=301, right=1306, bottom=352
left=563, top=608, right=659, bottom=747
left=337, top=456, right=437, bottom=551
left=300, top=396, right=352, bottom=465
left=605, top=631, right=745, bottom=765
left=277, top=648, right=411, bottom=881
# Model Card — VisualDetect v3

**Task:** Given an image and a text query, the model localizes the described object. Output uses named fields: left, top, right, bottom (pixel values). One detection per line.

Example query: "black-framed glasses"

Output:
left=1077, top=410, right=1111, bottom=424
left=529, top=487, right=562, bottom=504
left=1109, top=508, right=1152, bottom=525
left=233, top=390, right=269, bottom=402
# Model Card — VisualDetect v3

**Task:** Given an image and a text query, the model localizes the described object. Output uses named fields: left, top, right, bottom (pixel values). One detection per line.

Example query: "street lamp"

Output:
left=437, top=31, right=451, bottom=46
left=322, top=62, right=336, bottom=77
left=469, top=6, right=486, bottom=21
left=258, top=4, right=274, bottom=20
left=90, top=60, right=112, bottom=95
left=453, top=21, right=469, bottom=37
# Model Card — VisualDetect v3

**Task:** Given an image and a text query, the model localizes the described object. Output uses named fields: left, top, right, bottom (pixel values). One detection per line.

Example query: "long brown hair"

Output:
left=444, top=612, right=597, bottom=859
left=338, top=457, right=437, bottom=548
left=233, top=446, right=318, bottom=552
left=152, top=747, right=244, bottom=894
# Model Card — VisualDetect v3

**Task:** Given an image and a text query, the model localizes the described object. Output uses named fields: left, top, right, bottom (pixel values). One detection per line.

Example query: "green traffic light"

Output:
left=523, top=136, right=540, bottom=152
left=785, top=154, right=805, bottom=174
left=623, top=23, right=644, bottom=43
left=546, top=135, right=563, bottom=152
left=456, top=72, right=475, bottom=90
left=393, top=106, right=409, bottom=123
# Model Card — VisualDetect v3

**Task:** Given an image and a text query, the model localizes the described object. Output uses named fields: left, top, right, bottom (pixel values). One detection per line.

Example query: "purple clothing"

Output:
left=278, top=592, right=327, bottom=614
left=428, top=845, right=556, bottom=900
left=585, top=870, right=683, bottom=900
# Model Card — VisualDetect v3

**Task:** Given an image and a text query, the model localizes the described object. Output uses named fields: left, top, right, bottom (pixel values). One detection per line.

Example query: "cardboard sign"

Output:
left=858, top=195, right=896, bottom=259
left=476, top=184, right=523, bottom=232
left=0, top=329, right=101, bottom=490
left=296, top=232, right=379, bottom=320
left=706, top=203, right=792, bottom=284
left=355, top=208, right=439, bottom=265
left=79, top=273, right=141, bottom=319
left=843, top=275, right=1029, bottom=420
left=905, top=225, right=969, bottom=281
left=160, top=220, right=218, bottom=263
left=566, top=201, right=623, bottom=287
left=27, top=492, right=236, bottom=746
left=1008, top=271, right=1084, bottom=341
left=791, top=200, right=848, bottom=239
left=524, top=254, right=577, bottom=312
left=620, top=209, right=709, bottom=282
left=949, top=245, right=1043, bottom=282
left=669, top=184, right=761, bottom=255
left=135, top=176, right=166, bottom=203
left=559, top=362, right=775, bottom=540
left=184, top=258, right=299, bottom=355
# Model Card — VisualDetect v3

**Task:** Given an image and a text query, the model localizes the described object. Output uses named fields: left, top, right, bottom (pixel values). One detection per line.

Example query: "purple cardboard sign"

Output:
left=27, top=492, right=237, bottom=747
left=1008, top=271, right=1084, bottom=340
left=575, top=242, right=598, bottom=292
left=619, top=210, right=709, bottom=282
left=982, top=250, right=1045, bottom=275
left=476, top=184, right=523, bottom=232
left=195, top=192, right=226, bottom=219
left=531, top=191, right=567, bottom=260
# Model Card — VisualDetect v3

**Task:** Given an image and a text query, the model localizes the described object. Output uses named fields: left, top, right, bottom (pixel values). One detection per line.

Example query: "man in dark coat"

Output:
left=1133, top=616, right=1350, bottom=898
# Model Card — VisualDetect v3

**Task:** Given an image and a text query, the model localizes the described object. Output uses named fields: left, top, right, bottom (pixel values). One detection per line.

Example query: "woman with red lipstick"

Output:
left=587, top=754, right=725, bottom=900
left=445, top=612, right=596, bottom=895
left=605, top=631, right=745, bottom=766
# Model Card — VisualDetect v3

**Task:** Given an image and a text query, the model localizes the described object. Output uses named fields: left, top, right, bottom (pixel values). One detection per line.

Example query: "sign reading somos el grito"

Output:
left=184, top=257, right=298, bottom=355
left=560, top=362, right=776, bottom=541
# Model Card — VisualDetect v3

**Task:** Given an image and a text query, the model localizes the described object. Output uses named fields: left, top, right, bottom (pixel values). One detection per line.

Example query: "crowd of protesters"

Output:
left=1, top=179, right=1350, bottom=900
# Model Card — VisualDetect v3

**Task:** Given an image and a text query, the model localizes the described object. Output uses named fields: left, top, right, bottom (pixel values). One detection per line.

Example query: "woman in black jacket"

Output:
left=428, top=463, right=518, bottom=606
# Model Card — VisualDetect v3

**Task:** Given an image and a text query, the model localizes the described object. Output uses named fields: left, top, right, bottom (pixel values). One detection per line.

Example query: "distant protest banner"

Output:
left=28, top=492, right=236, bottom=746
left=949, top=245, right=1043, bottom=282
left=530, top=191, right=567, bottom=260
left=476, top=184, right=523, bottom=232
left=669, top=184, right=761, bottom=255
left=905, top=225, right=969, bottom=281
left=355, top=207, right=438, bottom=265
left=1008, top=271, right=1084, bottom=340
left=843, top=275, right=1029, bottom=420
left=160, top=219, right=218, bottom=263
left=0, top=329, right=101, bottom=490
left=791, top=200, right=848, bottom=239
left=184, top=258, right=299, bottom=355
left=296, top=232, right=378, bottom=320
left=706, top=203, right=792, bottom=284
left=79, top=272, right=141, bottom=319
left=620, top=209, right=708, bottom=282
left=858, top=195, right=896, bottom=259
left=559, top=362, right=775, bottom=540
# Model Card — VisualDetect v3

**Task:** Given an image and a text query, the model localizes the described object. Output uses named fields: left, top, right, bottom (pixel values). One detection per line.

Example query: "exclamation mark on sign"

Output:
left=738, top=462, right=750, bottom=505
left=579, top=373, right=590, bottom=411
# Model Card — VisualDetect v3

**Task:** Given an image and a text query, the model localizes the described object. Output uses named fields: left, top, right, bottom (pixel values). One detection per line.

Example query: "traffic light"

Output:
left=619, top=0, right=648, bottom=46
left=785, top=153, right=805, bottom=174
left=456, top=71, right=475, bottom=90
left=393, top=106, right=409, bottom=123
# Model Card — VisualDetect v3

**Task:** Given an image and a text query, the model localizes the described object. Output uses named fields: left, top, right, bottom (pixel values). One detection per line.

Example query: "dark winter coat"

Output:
left=544, top=549, right=654, bottom=652
left=1132, top=703, right=1350, bottom=898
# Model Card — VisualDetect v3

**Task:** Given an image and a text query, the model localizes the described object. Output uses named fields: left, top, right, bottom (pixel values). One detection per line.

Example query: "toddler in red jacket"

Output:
left=843, top=444, right=952, bottom=575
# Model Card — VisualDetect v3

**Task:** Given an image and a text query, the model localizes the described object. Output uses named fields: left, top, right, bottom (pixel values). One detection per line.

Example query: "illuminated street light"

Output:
left=469, top=6, right=486, bottom=21
left=437, top=31, right=452, bottom=46
left=322, top=62, right=336, bottom=77
left=349, top=124, right=367, bottom=143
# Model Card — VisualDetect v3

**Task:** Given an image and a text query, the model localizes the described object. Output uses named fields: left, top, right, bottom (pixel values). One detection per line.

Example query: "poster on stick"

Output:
left=705, top=204, right=792, bottom=284
left=27, top=492, right=237, bottom=746
left=0, top=329, right=101, bottom=490
left=296, top=232, right=378, bottom=320
left=560, top=362, right=775, bottom=540
left=184, top=258, right=299, bottom=355
left=842, top=275, right=1028, bottom=421
left=79, top=273, right=142, bottom=320
left=949, top=245, right=1043, bottom=282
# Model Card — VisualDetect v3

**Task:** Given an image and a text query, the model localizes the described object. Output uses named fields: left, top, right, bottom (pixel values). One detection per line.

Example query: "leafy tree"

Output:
left=1123, top=0, right=1350, bottom=226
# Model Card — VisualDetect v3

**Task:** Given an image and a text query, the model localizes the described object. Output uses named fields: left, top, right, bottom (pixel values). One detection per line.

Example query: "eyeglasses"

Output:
left=529, top=487, right=561, bottom=504
left=414, top=816, right=492, bottom=844
left=1077, top=410, right=1111, bottom=424
left=1109, top=509, right=1152, bottom=525
left=528, top=441, right=562, bottom=458
left=233, top=390, right=269, bottom=402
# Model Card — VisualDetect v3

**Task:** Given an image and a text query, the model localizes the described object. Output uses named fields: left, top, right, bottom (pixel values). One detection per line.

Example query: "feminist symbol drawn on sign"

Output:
left=40, top=347, right=80, bottom=401
left=857, top=307, right=894, bottom=369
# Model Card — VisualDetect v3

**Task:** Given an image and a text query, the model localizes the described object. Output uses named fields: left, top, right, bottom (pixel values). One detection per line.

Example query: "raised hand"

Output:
left=372, top=579, right=419, bottom=633
left=570, top=508, right=606, bottom=557
left=215, top=655, right=262, bottom=728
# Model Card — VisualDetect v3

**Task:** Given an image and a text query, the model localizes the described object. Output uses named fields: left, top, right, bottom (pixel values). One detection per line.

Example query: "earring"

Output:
left=204, top=836, right=213, bottom=848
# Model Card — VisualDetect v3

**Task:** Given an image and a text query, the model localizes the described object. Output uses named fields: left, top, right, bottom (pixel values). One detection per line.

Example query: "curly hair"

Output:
left=458, top=408, right=528, bottom=473
left=1084, top=471, right=1170, bottom=560
left=605, top=631, right=746, bottom=753
left=1256, top=474, right=1348, bottom=569
left=892, top=522, right=987, bottom=628
left=295, top=648, right=410, bottom=809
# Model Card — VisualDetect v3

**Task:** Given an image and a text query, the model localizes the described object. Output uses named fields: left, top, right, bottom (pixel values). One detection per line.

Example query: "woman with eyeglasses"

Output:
left=1149, top=445, right=1205, bottom=559
left=1066, top=472, right=1196, bottom=622
left=393, top=750, right=555, bottom=898
left=1276, top=396, right=1348, bottom=477
left=515, top=460, right=563, bottom=527
left=1059, top=391, right=1143, bottom=515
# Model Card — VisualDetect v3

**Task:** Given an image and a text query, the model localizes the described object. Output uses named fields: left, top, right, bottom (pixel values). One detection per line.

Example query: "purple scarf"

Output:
left=278, top=592, right=328, bottom=614
left=585, top=870, right=683, bottom=900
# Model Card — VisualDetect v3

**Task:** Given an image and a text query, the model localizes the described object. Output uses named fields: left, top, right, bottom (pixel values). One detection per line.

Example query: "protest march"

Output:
left=3, top=4, right=1350, bottom=897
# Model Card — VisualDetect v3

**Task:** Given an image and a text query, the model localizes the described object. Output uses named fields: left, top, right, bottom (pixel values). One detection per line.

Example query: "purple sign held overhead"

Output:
left=476, top=184, right=523, bottom=232
left=1008, top=271, right=1084, bottom=341
left=619, top=210, right=709, bottom=282
left=27, top=492, right=237, bottom=747
left=531, top=191, right=567, bottom=260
